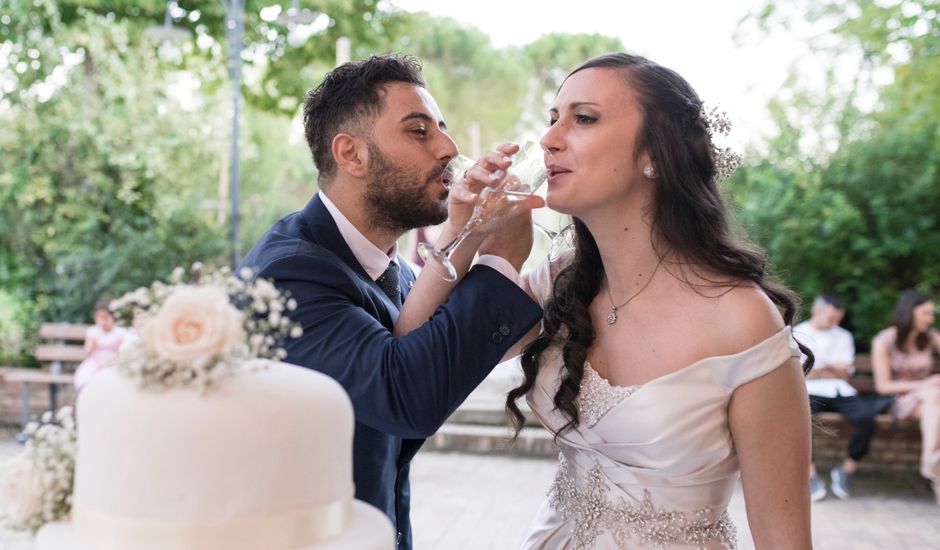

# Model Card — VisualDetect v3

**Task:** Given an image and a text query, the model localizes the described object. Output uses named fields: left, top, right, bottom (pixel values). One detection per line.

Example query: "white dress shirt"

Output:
left=318, top=192, right=520, bottom=287
left=320, top=192, right=399, bottom=280
left=793, top=320, right=857, bottom=398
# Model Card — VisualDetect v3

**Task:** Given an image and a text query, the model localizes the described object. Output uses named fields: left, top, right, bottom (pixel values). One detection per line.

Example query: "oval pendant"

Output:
left=607, top=310, right=618, bottom=325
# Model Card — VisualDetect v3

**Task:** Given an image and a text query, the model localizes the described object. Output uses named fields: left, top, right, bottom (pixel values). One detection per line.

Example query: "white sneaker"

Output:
left=830, top=467, right=852, bottom=500
left=809, top=475, right=827, bottom=502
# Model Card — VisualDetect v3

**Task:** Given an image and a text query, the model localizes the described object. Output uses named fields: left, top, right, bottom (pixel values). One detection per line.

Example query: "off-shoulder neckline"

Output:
left=584, top=325, right=793, bottom=390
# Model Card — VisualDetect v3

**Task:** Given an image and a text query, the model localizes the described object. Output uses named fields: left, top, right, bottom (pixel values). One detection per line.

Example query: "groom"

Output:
left=238, top=54, right=542, bottom=548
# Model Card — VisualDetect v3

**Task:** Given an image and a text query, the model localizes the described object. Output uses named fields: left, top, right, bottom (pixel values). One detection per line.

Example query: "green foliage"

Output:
left=1, top=1, right=632, bottom=348
left=397, top=25, right=625, bottom=151
left=389, top=13, right=531, bottom=151
left=238, top=107, right=318, bottom=247
left=733, top=0, right=940, bottom=348
left=240, top=0, right=411, bottom=114
left=0, top=8, right=228, bottom=324
left=0, top=1, right=399, bottom=115
left=524, top=32, right=626, bottom=95
left=521, top=33, right=626, bottom=136
left=0, top=290, right=31, bottom=366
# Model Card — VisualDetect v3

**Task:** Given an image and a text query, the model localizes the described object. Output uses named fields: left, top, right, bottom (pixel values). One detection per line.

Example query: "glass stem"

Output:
left=439, top=205, right=486, bottom=260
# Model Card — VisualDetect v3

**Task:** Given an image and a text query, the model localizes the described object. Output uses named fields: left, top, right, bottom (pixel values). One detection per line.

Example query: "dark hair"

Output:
left=506, top=53, right=813, bottom=436
left=302, top=54, right=425, bottom=184
left=891, top=288, right=933, bottom=351
left=93, top=298, right=113, bottom=314
left=817, top=292, right=844, bottom=310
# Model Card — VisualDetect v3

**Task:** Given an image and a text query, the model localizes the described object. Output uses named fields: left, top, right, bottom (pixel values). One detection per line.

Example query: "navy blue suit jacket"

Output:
left=238, top=195, right=542, bottom=548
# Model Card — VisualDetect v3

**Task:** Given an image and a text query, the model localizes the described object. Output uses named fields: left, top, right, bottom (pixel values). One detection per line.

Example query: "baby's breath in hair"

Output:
left=699, top=105, right=742, bottom=184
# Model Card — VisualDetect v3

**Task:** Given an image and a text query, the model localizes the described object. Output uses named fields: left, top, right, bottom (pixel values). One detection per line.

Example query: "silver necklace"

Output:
left=603, top=259, right=663, bottom=325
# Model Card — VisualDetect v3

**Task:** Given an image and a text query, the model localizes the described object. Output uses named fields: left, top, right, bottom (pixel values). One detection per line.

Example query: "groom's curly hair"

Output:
left=303, top=54, right=425, bottom=185
left=506, top=53, right=814, bottom=437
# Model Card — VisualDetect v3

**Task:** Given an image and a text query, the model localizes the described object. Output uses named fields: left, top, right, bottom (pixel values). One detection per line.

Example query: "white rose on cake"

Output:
left=141, top=285, right=245, bottom=369
left=0, top=452, right=43, bottom=525
left=109, top=264, right=302, bottom=390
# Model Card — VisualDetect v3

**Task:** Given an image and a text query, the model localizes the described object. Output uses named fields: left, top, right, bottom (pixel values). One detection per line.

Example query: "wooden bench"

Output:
left=812, top=354, right=938, bottom=475
left=0, top=323, right=85, bottom=432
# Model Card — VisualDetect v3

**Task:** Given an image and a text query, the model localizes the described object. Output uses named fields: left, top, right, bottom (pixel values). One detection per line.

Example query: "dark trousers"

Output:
left=810, top=394, right=885, bottom=462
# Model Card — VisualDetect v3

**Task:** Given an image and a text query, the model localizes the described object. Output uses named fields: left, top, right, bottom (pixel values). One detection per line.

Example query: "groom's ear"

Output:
left=332, top=133, right=369, bottom=178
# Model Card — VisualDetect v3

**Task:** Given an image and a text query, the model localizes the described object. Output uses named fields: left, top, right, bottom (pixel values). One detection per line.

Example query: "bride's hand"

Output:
left=443, top=143, right=519, bottom=235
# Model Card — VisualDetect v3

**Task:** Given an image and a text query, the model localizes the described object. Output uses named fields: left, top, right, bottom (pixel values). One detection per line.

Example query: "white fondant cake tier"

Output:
left=37, top=361, right=393, bottom=549
left=36, top=501, right=393, bottom=550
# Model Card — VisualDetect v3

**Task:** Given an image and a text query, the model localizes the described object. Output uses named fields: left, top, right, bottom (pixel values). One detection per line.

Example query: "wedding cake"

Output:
left=30, top=271, right=394, bottom=550
left=35, top=361, right=393, bottom=550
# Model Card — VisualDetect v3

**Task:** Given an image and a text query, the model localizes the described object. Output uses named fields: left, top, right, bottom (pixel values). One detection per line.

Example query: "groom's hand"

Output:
left=478, top=205, right=538, bottom=272
left=444, top=143, right=518, bottom=232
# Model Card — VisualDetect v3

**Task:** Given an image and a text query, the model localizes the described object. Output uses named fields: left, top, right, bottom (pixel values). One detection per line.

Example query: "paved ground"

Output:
left=0, top=437, right=937, bottom=549
left=413, top=359, right=940, bottom=548
left=410, top=451, right=940, bottom=550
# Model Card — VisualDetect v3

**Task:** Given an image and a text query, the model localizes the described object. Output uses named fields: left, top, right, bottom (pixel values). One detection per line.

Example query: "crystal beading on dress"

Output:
left=579, top=364, right=638, bottom=427
left=548, top=455, right=737, bottom=550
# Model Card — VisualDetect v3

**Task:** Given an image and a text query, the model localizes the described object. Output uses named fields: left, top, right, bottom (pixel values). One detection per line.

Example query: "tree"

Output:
left=384, top=13, right=531, bottom=152
left=0, top=8, right=228, bottom=328
left=1, top=0, right=405, bottom=115
left=730, top=0, right=940, bottom=347
left=524, top=32, right=626, bottom=98
left=520, top=33, right=626, bottom=135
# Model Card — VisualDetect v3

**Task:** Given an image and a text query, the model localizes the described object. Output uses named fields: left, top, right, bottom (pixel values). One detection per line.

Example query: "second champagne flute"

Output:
left=418, top=143, right=547, bottom=281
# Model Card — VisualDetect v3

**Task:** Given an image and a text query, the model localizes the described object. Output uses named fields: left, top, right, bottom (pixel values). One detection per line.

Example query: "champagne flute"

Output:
left=533, top=221, right=576, bottom=262
left=418, top=142, right=547, bottom=281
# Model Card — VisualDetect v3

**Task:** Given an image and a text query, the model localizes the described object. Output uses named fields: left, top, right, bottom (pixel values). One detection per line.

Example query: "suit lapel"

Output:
left=302, top=195, right=408, bottom=315
left=300, top=195, right=372, bottom=281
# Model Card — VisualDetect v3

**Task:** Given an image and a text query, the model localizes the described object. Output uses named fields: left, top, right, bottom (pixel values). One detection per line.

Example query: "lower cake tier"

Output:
left=35, top=499, right=395, bottom=550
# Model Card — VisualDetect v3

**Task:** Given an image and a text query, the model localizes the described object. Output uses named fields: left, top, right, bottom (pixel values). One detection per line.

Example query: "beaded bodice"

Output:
left=579, top=363, right=637, bottom=427
left=521, top=257, right=801, bottom=549
left=548, top=454, right=736, bottom=550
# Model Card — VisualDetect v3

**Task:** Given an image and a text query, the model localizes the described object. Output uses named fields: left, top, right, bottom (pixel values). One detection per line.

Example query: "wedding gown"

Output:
left=521, top=259, right=800, bottom=549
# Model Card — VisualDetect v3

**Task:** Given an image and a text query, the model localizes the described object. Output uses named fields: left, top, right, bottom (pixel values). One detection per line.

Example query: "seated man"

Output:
left=795, top=293, right=881, bottom=501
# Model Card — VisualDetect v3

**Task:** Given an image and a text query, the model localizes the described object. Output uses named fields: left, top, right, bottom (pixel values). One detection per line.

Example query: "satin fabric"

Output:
left=521, top=259, right=800, bottom=549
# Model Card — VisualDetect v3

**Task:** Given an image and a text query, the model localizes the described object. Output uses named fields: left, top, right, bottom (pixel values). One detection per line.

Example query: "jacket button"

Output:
left=499, top=324, right=511, bottom=336
left=491, top=332, right=504, bottom=344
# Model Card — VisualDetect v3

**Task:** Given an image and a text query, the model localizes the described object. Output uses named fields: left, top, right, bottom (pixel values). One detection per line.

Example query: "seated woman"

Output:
left=73, top=299, right=126, bottom=390
left=871, top=288, right=940, bottom=504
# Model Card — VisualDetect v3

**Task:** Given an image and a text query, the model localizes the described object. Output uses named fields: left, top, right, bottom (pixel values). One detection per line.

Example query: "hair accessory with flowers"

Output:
left=0, top=407, right=76, bottom=533
left=699, top=105, right=743, bottom=184
left=108, top=263, right=302, bottom=392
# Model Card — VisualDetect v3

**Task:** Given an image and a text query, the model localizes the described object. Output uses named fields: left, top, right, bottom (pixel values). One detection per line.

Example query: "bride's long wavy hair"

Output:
left=506, top=53, right=814, bottom=436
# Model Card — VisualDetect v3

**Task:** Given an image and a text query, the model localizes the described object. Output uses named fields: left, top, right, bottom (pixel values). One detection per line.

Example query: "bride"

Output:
left=399, top=52, right=813, bottom=549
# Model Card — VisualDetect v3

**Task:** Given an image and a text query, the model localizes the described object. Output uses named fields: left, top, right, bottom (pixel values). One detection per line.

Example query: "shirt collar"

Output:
left=318, top=192, right=398, bottom=281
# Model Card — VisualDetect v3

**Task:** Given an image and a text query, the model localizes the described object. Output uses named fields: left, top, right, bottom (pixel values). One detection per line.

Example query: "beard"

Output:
left=363, top=142, right=449, bottom=233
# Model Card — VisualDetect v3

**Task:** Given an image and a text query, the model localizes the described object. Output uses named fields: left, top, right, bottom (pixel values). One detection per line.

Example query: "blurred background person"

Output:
left=73, top=299, right=126, bottom=390
left=871, top=289, right=940, bottom=505
left=795, top=293, right=885, bottom=501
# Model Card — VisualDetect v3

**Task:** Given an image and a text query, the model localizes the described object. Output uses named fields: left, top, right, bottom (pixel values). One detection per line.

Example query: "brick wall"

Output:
left=1, top=375, right=925, bottom=480
left=812, top=413, right=922, bottom=476
left=0, top=379, right=78, bottom=427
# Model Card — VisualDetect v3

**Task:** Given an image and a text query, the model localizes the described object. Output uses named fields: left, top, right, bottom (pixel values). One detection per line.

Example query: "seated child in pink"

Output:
left=74, top=302, right=126, bottom=390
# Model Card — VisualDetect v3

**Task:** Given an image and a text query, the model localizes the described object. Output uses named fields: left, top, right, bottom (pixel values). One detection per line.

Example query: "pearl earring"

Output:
left=643, top=164, right=657, bottom=179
